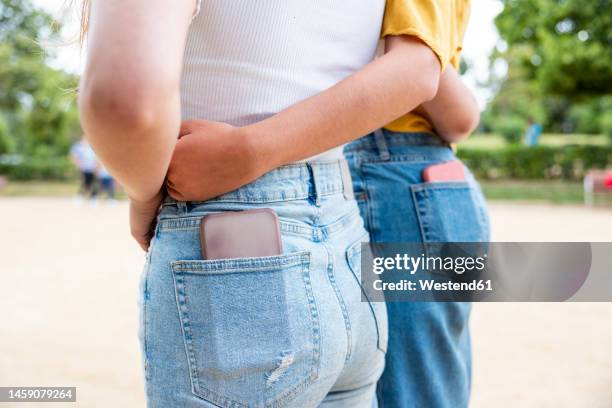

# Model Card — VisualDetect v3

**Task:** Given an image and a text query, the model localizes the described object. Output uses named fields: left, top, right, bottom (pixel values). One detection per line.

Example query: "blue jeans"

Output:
left=138, top=162, right=387, bottom=407
left=344, top=130, right=490, bottom=408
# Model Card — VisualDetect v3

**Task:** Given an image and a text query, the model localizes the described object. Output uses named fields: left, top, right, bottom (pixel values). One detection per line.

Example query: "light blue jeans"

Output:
left=344, top=130, right=490, bottom=408
left=138, top=162, right=387, bottom=408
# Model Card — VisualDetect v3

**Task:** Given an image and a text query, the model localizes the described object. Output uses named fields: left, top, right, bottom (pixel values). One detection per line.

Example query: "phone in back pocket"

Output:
left=422, top=160, right=466, bottom=182
left=200, top=208, right=283, bottom=260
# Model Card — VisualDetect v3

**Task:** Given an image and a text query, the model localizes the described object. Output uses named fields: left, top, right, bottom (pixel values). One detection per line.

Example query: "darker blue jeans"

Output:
left=344, top=130, right=490, bottom=408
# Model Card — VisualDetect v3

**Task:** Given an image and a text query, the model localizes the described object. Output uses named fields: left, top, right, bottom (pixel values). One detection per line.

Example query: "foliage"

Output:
left=491, top=115, right=525, bottom=145
left=484, top=0, right=611, bottom=136
left=0, top=0, right=81, bottom=178
left=457, top=144, right=612, bottom=181
left=494, top=0, right=611, bottom=98
left=0, top=156, right=75, bottom=180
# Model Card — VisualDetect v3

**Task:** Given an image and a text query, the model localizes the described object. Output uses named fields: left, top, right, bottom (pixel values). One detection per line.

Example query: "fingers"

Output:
left=131, top=217, right=158, bottom=251
left=132, top=230, right=151, bottom=251
left=129, top=192, right=164, bottom=252
left=165, top=180, right=186, bottom=201
left=179, top=119, right=212, bottom=138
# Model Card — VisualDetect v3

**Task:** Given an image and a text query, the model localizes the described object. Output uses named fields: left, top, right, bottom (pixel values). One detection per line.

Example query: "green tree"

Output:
left=485, top=0, right=611, bottom=138
left=0, top=0, right=80, bottom=160
left=494, top=0, right=611, bottom=98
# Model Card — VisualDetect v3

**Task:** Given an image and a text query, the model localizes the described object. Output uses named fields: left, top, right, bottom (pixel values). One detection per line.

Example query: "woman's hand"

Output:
left=166, top=120, right=270, bottom=201
left=129, top=190, right=165, bottom=251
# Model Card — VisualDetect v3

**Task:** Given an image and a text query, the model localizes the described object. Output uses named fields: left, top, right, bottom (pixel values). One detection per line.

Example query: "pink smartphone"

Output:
left=422, top=160, right=466, bottom=182
left=200, top=208, right=283, bottom=260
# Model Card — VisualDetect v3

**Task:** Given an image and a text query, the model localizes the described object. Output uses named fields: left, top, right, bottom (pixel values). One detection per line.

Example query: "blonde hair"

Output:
left=78, top=0, right=91, bottom=45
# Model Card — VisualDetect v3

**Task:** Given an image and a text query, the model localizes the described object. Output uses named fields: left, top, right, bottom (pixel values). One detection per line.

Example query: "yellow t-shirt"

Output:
left=381, top=0, right=471, bottom=133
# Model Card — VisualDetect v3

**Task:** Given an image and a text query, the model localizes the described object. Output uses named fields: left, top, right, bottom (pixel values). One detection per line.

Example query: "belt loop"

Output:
left=374, top=129, right=390, bottom=161
left=176, top=201, right=188, bottom=213
left=306, top=163, right=322, bottom=207
left=339, top=160, right=354, bottom=201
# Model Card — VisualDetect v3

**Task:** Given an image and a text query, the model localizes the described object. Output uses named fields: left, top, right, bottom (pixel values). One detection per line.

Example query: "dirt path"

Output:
left=1, top=198, right=611, bottom=407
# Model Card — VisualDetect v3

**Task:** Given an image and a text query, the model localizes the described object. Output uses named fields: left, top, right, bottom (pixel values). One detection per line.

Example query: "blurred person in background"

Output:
left=524, top=117, right=543, bottom=146
left=96, top=164, right=116, bottom=202
left=69, top=137, right=98, bottom=200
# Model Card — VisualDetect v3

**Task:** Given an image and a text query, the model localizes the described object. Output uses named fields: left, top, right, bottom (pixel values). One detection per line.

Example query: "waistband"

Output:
left=163, top=160, right=353, bottom=206
left=344, top=129, right=450, bottom=158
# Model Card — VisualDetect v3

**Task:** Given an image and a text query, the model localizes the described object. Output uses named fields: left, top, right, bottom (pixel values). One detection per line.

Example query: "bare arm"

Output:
left=167, top=36, right=442, bottom=200
left=243, top=36, right=441, bottom=167
left=420, top=66, right=480, bottom=143
left=78, top=0, right=196, bottom=203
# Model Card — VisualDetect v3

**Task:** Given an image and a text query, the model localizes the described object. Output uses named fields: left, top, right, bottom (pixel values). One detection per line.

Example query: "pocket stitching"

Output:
left=345, top=235, right=387, bottom=353
left=410, top=182, right=486, bottom=244
left=172, top=252, right=319, bottom=408
left=172, top=251, right=310, bottom=274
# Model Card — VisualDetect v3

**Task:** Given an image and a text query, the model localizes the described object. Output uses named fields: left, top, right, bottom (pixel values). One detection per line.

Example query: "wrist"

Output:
left=129, top=188, right=164, bottom=208
left=237, top=124, right=282, bottom=176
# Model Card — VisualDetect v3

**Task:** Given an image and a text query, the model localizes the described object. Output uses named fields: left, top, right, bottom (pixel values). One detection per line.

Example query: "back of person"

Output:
left=344, top=1, right=491, bottom=407
left=140, top=3, right=388, bottom=407
left=180, top=0, right=385, bottom=162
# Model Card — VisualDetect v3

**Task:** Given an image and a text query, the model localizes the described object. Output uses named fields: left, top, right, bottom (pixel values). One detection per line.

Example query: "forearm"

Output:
left=420, top=67, right=480, bottom=143
left=243, top=36, right=441, bottom=168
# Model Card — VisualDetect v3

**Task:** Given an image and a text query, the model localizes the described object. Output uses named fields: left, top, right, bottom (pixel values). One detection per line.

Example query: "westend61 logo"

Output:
left=361, top=242, right=612, bottom=302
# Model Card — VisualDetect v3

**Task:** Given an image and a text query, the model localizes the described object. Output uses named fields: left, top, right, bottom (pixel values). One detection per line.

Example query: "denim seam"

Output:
left=161, top=191, right=346, bottom=207
left=343, top=131, right=445, bottom=153
left=171, top=252, right=310, bottom=274
left=141, top=254, right=152, bottom=383
left=158, top=209, right=362, bottom=241
left=141, top=224, right=160, bottom=383
left=411, top=181, right=472, bottom=192
left=362, top=168, right=379, bottom=242
left=323, top=243, right=352, bottom=363
left=359, top=154, right=451, bottom=164
left=411, top=185, right=431, bottom=243
left=302, top=254, right=321, bottom=380
left=345, top=235, right=386, bottom=353
left=172, top=272, right=213, bottom=405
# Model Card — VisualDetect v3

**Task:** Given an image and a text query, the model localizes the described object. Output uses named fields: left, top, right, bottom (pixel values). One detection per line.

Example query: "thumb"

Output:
left=179, top=119, right=217, bottom=139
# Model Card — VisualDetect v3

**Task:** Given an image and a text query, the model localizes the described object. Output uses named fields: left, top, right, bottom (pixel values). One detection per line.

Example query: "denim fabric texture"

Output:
left=344, top=130, right=490, bottom=408
left=138, top=162, right=387, bottom=408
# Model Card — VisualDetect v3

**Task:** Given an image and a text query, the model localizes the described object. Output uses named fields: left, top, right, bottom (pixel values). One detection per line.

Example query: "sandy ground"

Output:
left=0, top=198, right=611, bottom=408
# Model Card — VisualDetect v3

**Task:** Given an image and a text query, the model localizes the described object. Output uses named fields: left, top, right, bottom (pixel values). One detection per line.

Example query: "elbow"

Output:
left=458, top=108, right=481, bottom=138
left=444, top=110, right=480, bottom=143
left=79, top=74, right=175, bottom=137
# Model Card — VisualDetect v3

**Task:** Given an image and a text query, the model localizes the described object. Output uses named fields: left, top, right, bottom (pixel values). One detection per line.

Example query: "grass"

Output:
left=0, top=180, right=127, bottom=199
left=462, top=133, right=610, bottom=150
left=0, top=181, right=80, bottom=197
left=480, top=180, right=586, bottom=204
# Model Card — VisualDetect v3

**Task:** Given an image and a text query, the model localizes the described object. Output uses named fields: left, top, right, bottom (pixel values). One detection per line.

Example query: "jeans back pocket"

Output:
left=171, top=252, right=319, bottom=408
left=411, top=181, right=490, bottom=244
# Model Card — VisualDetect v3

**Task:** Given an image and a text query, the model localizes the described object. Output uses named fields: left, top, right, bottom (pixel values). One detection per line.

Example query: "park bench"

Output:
left=584, top=170, right=612, bottom=206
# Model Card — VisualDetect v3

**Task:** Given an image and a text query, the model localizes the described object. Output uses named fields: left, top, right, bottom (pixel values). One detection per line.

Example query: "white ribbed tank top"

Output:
left=180, top=0, right=385, bottom=162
